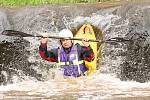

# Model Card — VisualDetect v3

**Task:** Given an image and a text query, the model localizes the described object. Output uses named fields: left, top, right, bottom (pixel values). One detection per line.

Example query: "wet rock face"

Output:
left=0, top=38, right=45, bottom=85
left=0, top=39, right=27, bottom=84
left=117, top=5, right=150, bottom=83
left=120, top=44, right=150, bottom=83
left=100, top=4, right=150, bottom=83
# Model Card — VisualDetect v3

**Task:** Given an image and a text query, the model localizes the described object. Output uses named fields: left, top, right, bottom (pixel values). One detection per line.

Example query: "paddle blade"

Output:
left=107, top=37, right=131, bottom=42
left=1, top=30, right=33, bottom=37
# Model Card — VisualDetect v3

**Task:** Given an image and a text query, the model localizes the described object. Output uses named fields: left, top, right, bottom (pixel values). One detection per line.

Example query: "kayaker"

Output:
left=39, top=29, right=95, bottom=77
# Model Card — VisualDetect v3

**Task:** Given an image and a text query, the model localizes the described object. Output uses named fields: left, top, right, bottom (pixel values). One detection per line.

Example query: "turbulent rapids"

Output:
left=1, top=3, right=150, bottom=100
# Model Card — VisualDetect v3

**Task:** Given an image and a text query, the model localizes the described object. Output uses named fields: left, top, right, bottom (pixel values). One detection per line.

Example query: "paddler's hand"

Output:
left=82, top=38, right=90, bottom=47
left=40, top=33, right=48, bottom=44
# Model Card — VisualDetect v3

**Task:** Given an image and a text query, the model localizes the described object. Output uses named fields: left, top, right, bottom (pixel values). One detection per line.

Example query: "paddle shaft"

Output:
left=42, top=36, right=100, bottom=42
left=2, top=30, right=100, bottom=42
left=18, top=35, right=131, bottom=43
left=1, top=30, right=131, bottom=43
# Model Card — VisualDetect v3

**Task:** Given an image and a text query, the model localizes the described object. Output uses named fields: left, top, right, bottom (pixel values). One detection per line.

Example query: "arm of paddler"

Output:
left=80, top=38, right=95, bottom=62
left=39, top=43, right=57, bottom=62
left=80, top=45, right=95, bottom=62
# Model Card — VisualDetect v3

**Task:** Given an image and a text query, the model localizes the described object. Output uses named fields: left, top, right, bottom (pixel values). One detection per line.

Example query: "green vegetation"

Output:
left=0, top=0, right=95, bottom=6
left=0, top=0, right=148, bottom=6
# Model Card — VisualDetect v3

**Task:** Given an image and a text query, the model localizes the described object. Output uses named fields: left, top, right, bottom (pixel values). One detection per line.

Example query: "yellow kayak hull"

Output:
left=74, top=24, right=98, bottom=75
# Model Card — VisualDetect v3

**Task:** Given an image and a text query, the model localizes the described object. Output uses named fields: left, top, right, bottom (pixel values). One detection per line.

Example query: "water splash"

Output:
left=0, top=74, right=150, bottom=99
left=1, top=4, right=150, bottom=100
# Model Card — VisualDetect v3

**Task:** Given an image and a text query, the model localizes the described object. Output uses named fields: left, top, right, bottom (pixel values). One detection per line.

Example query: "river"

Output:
left=0, top=2, right=150, bottom=100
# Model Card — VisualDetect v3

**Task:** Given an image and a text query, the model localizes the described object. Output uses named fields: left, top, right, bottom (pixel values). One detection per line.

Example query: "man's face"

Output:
left=61, top=39, right=72, bottom=48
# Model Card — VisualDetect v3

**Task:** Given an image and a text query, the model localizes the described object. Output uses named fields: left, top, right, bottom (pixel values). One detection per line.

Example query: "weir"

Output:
left=0, top=3, right=150, bottom=99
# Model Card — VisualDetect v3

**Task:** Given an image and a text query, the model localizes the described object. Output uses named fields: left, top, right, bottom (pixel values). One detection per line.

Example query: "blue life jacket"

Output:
left=57, top=44, right=88, bottom=77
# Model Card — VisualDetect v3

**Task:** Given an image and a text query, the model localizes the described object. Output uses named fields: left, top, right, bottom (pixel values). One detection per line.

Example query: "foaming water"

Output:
left=0, top=73, right=150, bottom=99
left=1, top=4, right=150, bottom=100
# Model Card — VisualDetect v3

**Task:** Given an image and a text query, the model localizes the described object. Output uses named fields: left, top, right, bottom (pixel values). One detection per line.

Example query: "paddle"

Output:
left=1, top=30, right=131, bottom=43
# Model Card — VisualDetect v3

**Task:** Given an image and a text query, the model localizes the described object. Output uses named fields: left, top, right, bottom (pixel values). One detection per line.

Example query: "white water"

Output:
left=0, top=73, right=150, bottom=99
left=1, top=6, right=150, bottom=100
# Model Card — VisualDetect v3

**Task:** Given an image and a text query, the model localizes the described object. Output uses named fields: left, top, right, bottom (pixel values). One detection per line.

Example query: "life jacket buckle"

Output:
left=65, top=61, right=73, bottom=65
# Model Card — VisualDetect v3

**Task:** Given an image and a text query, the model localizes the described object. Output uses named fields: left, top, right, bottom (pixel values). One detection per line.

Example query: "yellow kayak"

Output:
left=74, top=24, right=100, bottom=75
